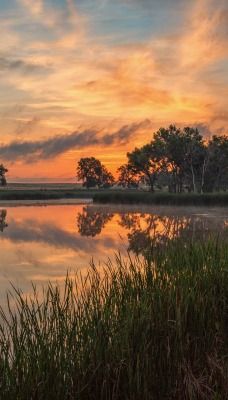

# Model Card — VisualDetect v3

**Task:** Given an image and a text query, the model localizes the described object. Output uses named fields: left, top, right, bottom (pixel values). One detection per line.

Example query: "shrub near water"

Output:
left=0, top=237, right=228, bottom=400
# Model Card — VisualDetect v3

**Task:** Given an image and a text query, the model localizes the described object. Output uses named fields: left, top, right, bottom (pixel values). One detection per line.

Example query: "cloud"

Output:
left=194, top=123, right=226, bottom=139
left=3, top=217, right=115, bottom=253
left=18, top=0, right=86, bottom=32
left=15, top=116, right=41, bottom=135
left=0, top=130, right=98, bottom=163
left=122, top=0, right=187, bottom=10
left=0, top=104, right=26, bottom=118
left=211, top=113, right=228, bottom=124
left=0, top=55, right=50, bottom=74
left=19, top=0, right=43, bottom=16
left=0, top=120, right=151, bottom=162
left=1, top=0, right=227, bottom=186
left=101, top=119, right=151, bottom=145
left=2, top=0, right=227, bottom=126
left=194, top=123, right=214, bottom=139
left=171, top=0, right=227, bottom=77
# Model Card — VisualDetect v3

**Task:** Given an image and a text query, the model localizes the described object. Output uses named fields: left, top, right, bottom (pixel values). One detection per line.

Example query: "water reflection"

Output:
left=0, top=210, right=8, bottom=232
left=118, top=214, right=200, bottom=255
left=0, top=203, right=227, bottom=302
left=77, top=207, right=114, bottom=237
left=78, top=206, right=228, bottom=256
left=0, top=205, right=123, bottom=303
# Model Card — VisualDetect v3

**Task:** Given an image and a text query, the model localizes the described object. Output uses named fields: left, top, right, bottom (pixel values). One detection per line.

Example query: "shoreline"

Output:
left=0, top=198, right=93, bottom=207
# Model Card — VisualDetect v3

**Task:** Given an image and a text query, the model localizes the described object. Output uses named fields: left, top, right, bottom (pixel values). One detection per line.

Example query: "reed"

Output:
left=0, top=237, right=227, bottom=399
left=93, top=191, right=228, bottom=207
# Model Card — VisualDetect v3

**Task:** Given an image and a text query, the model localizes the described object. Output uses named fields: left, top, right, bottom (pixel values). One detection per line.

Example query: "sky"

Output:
left=0, top=0, right=227, bottom=182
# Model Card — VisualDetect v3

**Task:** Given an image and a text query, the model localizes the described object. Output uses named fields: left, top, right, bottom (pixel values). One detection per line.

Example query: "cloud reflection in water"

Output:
left=0, top=204, right=227, bottom=301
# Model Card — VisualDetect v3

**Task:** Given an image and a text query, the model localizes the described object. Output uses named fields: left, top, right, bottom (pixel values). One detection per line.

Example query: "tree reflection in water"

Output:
left=118, top=213, right=227, bottom=256
left=77, top=206, right=114, bottom=237
left=0, top=210, right=8, bottom=232
left=118, top=213, right=194, bottom=255
left=77, top=206, right=227, bottom=256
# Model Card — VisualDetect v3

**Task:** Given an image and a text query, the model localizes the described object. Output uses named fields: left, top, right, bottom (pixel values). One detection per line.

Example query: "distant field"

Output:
left=5, top=183, right=83, bottom=190
left=0, top=183, right=95, bottom=200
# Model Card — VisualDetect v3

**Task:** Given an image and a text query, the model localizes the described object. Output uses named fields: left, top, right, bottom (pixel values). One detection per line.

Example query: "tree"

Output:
left=117, top=164, right=139, bottom=189
left=152, top=125, right=206, bottom=193
left=181, top=127, right=207, bottom=193
left=76, top=157, right=114, bottom=189
left=0, top=164, right=8, bottom=187
left=119, top=143, right=163, bottom=192
left=98, top=165, right=115, bottom=189
left=203, top=135, right=228, bottom=192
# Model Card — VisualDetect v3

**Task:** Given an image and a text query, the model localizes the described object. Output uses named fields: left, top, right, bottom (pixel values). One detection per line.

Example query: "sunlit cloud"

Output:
left=0, top=0, right=227, bottom=182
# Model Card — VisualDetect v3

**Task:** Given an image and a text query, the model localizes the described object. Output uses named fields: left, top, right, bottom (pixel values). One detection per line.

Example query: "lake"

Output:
left=0, top=202, right=227, bottom=304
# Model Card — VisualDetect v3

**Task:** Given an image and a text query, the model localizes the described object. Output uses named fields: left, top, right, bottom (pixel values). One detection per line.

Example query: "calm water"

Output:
left=0, top=202, right=227, bottom=303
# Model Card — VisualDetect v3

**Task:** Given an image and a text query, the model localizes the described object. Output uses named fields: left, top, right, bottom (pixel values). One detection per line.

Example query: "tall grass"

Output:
left=0, top=237, right=228, bottom=399
left=93, top=191, right=228, bottom=206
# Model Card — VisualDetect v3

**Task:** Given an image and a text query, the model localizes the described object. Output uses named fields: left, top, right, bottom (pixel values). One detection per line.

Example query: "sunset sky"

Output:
left=0, top=0, right=227, bottom=182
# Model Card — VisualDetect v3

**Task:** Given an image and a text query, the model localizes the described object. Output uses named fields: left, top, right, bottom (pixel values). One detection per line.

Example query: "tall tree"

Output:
left=153, top=125, right=206, bottom=193
left=152, top=125, right=188, bottom=193
left=182, top=127, right=207, bottom=193
left=123, top=143, right=163, bottom=192
left=203, top=135, right=228, bottom=192
left=0, top=164, right=8, bottom=187
left=76, top=157, right=114, bottom=189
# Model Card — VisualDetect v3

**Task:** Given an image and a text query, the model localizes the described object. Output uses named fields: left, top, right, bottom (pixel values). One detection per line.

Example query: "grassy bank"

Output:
left=0, top=188, right=95, bottom=201
left=93, top=191, right=228, bottom=207
left=0, top=237, right=228, bottom=399
left=2, top=188, right=228, bottom=206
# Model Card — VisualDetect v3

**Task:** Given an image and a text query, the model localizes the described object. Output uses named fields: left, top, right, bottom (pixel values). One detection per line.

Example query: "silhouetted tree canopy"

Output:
left=0, top=164, right=8, bottom=187
left=117, top=126, right=228, bottom=193
left=117, top=164, right=139, bottom=189
left=76, top=157, right=114, bottom=189
left=77, top=206, right=114, bottom=237
left=203, top=135, right=228, bottom=192
left=126, top=143, right=163, bottom=192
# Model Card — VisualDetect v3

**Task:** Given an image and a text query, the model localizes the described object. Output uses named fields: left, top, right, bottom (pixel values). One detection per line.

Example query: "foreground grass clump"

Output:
left=93, top=191, right=228, bottom=206
left=0, top=238, right=228, bottom=400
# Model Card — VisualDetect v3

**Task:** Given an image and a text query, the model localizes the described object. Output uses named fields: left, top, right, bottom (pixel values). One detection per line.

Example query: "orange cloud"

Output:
left=1, top=0, right=227, bottom=182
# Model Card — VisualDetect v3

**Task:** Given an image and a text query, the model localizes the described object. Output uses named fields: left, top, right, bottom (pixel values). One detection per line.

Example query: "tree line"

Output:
left=77, top=125, right=228, bottom=193
left=1, top=125, right=227, bottom=193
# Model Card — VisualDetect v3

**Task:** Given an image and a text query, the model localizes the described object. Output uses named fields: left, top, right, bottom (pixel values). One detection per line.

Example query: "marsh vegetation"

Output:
left=0, top=203, right=227, bottom=399
left=1, top=185, right=228, bottom=207
left=93, top=191, right=228, bottom=207
left=0, top=235, right=228, bottom=399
